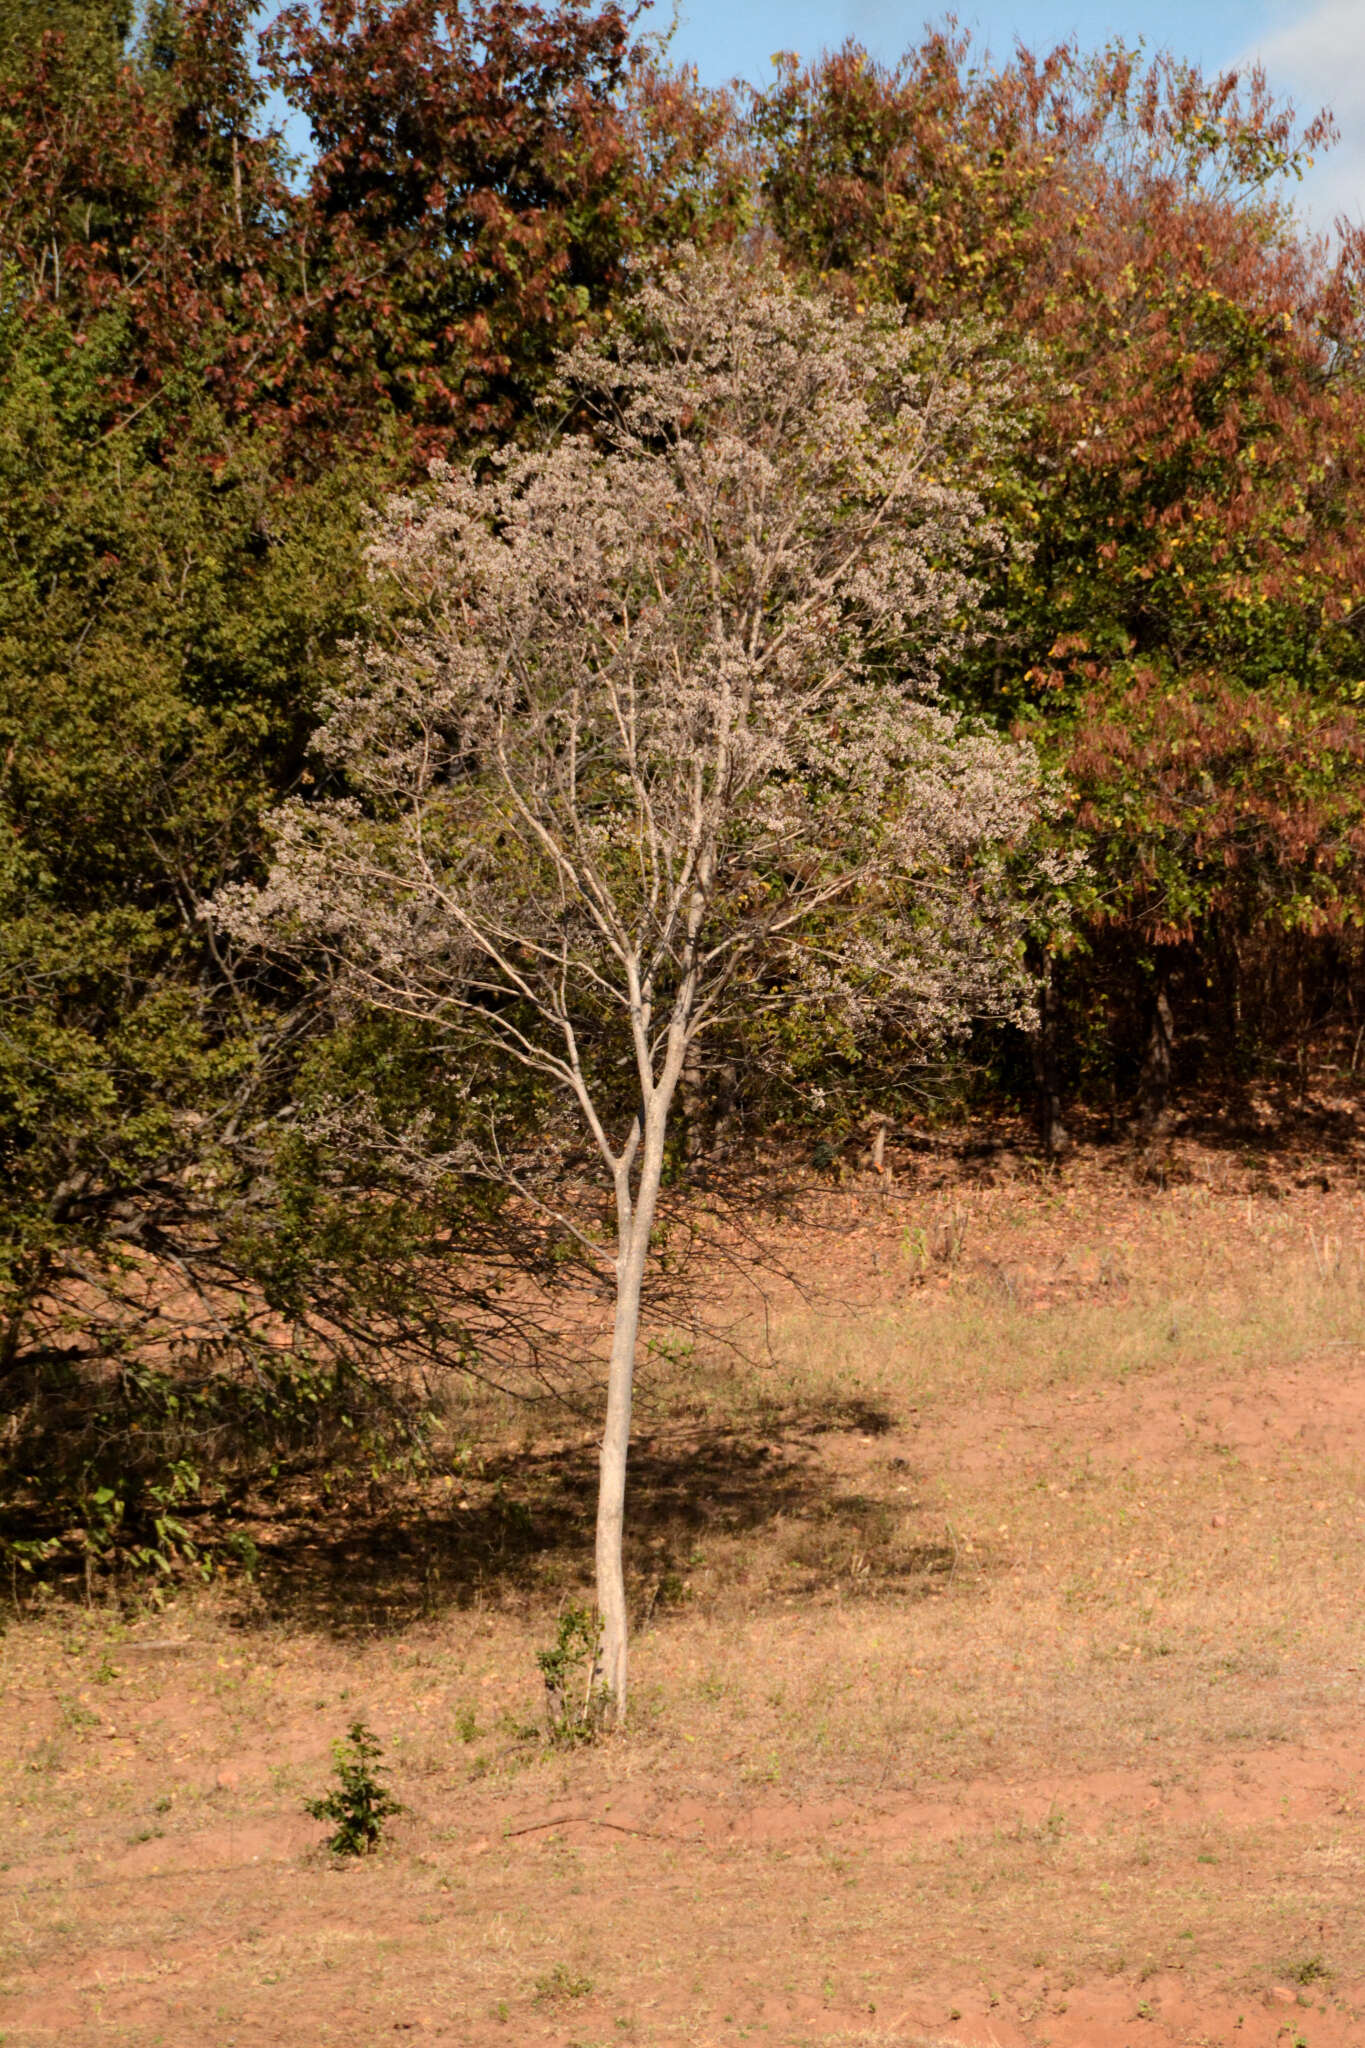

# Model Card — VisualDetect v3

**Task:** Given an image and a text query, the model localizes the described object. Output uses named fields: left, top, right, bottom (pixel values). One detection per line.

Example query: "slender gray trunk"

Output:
left=594, top=1100, right=671, bottom=1726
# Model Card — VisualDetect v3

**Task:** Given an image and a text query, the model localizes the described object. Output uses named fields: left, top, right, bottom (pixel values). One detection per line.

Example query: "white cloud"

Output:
left=1243, top=0, right=1365, bottom=236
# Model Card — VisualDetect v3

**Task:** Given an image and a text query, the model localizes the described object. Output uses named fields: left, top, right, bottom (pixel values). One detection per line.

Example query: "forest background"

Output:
left=4, top=0, right=1365, bottom=1588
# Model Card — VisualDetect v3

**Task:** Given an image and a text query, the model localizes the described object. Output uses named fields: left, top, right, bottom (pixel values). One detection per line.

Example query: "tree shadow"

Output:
left=1181, top=1087, right=1365, bottom=1163
left=240, top=1396, right=900, bottom=1639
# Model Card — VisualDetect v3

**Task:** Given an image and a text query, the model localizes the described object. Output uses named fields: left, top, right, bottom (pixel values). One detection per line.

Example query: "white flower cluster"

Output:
left=219, top=250, right=1053, bottom=1159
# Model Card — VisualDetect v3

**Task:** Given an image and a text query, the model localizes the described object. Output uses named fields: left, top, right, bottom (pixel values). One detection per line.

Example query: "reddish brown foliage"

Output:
left=0, top=0, right=742, bottom=468
left=260, top=0, right=741, bottom=457
left=0, top=0, right=285, bottom=436
left=755, top=34, right=1365, bottom=981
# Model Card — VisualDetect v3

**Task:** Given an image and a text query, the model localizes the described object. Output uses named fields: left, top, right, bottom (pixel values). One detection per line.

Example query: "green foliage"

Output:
left=533, top=1962, right=594, bottom=2004
left=0, top=278, right=392, bottom=1368
left=0, top=0, right=130, bottom=69
left=1, top=1346, right=343, bottom=1583
left=0, top=1531, right=61, bottom=1600
left=78, top=1460, right=209, bottom=1583
left=537, top=1604, right=608, bottom=1744
left=304, top=1720, right=403, bottom=1857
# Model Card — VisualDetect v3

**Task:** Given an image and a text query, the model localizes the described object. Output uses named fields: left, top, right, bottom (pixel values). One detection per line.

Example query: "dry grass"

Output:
left=3, top=1149, right=1365, bottom=2045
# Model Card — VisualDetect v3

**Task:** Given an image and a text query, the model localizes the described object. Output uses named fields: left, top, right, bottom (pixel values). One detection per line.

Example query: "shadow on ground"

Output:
left=240, top=1394, right=903, bottom=1638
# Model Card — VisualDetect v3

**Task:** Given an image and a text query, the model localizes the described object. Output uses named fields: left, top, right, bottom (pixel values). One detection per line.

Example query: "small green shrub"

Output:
left=533, top=1962, right=594, bottom=2004
left=536, top=1604, right=608, bottom=1744
left=304, top=1720, right=403, bottom=1856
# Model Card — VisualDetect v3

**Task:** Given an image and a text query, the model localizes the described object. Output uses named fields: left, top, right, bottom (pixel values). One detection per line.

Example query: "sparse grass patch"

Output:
left=4, top=1162, right=1365, bottom=2043
left=533, top=1961, right=594, bottom=2005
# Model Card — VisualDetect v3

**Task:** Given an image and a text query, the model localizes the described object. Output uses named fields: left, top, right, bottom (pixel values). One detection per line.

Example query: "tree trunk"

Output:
left=1137, top=967, right=1176, bottom=1142
left=0, top=1249, right=48, bottom=1385
left=680, top=1044, right=704, bottom=1159
left=1030, top=958, right=1070, bottom=1160
left=0, top=1297, right=25, bottom=1381
left=594, top=1106, right=670, bottom=1726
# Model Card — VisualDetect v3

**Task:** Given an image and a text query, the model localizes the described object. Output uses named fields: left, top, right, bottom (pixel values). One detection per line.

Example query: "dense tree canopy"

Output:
left=4, top=0, right=1365, bottom=1590
left=753, top=37, right=1365, bottom=1103
left=0, top=0, right=749, bottom=1602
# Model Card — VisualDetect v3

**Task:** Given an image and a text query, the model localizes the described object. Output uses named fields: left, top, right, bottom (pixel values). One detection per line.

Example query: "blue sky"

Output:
left=649, top=0, right=1365, bottom=235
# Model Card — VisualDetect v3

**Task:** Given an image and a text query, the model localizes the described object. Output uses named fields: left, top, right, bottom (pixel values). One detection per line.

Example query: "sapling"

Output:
left=305, top=1719, right=403, bottom=1856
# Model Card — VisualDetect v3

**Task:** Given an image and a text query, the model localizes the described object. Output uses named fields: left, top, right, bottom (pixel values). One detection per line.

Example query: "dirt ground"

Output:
left=5, top=1131, right=1365, bottom=2048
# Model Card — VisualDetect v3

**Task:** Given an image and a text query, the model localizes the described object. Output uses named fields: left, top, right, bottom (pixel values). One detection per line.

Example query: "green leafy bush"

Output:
left=537, top=1604, right=609, bottom=1745
left=304, top=1721, right=403, bottom=1857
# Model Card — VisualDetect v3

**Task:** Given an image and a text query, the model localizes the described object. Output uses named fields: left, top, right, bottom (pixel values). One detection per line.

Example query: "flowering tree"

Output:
left=222, top=254, right=1049, bottom=1717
